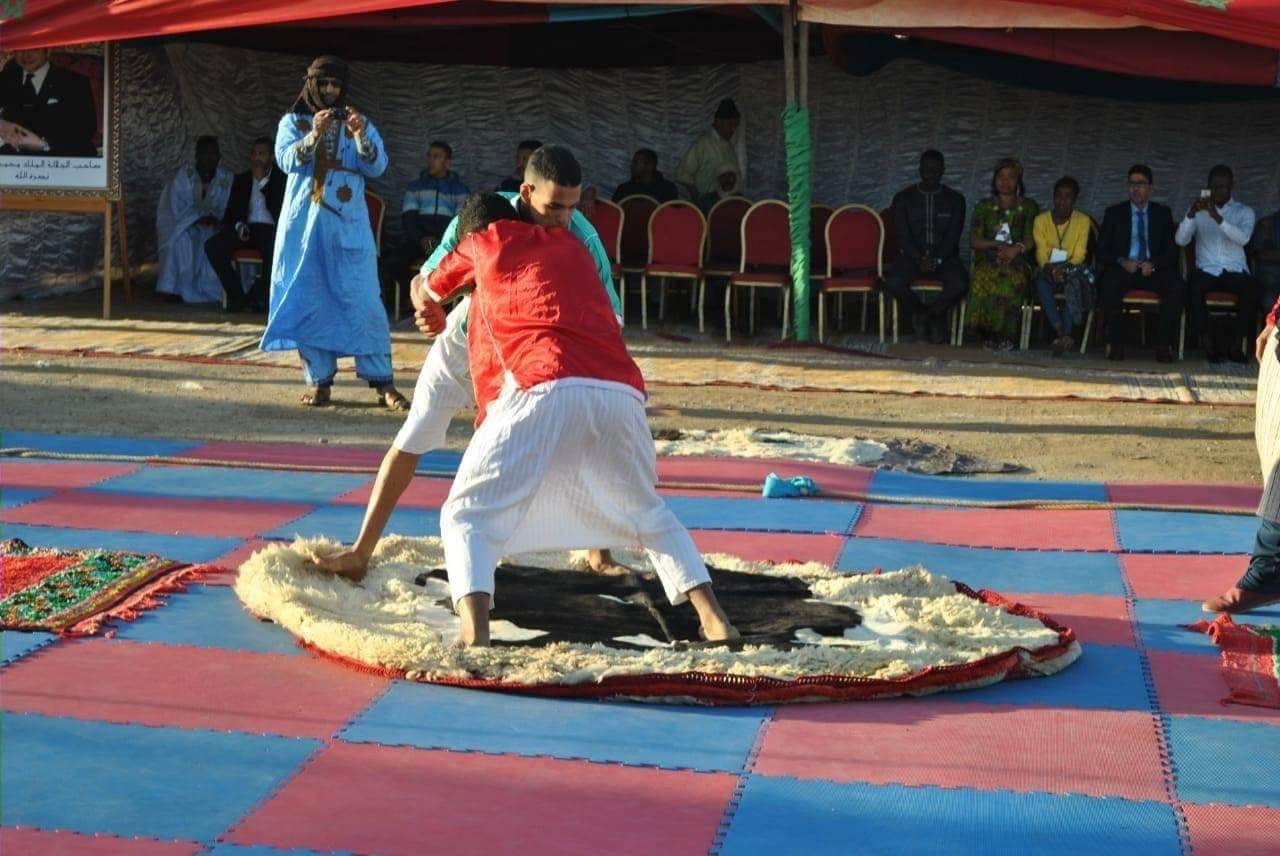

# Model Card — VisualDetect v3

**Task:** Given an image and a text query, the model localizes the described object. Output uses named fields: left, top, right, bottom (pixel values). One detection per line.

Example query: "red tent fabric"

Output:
left=824, top=26, right=1279, bottom=87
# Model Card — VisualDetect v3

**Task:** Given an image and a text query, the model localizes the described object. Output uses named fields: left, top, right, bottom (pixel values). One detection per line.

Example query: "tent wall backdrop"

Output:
left=3, top=39, right=1280, bottom=300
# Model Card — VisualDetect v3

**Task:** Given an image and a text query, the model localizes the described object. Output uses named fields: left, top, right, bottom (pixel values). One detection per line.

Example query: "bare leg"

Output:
left=456, top=592, right=492, bottom=647
left=585, top=548, right=635, bottom=577
left=313, top=446, right=421, bottom=581
left=686, top=583, right=739, bottom=641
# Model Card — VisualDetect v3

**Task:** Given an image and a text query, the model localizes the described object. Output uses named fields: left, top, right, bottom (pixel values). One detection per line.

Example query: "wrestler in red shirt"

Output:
left=423, top=197, right=644, bottom=424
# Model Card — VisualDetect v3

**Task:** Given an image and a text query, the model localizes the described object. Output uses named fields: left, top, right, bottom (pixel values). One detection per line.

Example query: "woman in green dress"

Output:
left=968, top=158, right=1039, bottom=350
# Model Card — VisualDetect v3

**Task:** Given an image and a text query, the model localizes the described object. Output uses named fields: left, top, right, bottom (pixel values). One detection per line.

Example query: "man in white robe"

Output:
left=156, top=135, right=232, bottom=303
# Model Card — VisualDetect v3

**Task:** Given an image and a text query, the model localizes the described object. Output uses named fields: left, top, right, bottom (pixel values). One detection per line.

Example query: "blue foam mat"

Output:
left=836, top=537, right=1126, bottom=595
left=2, top=432, right=204, bottom=459
left=415, top=449, right=463, bottom=475
left=719, top=776, right=1182, bottom=856
left=661, top=496, right=861, bottom=534
left=935, top=644, right=1152, bottom=711
left=263, top=504, right=440, bottom=541
left=2, top=630, right=59, bottom=666
left=1132, top=599, right=1222, bottom=656
left=868, top=470, right=1108, bottom=503
left=1, top=712, right=319, bottom=841
left=1164, top=715, right=1280, bottom=808
left=0, top=487, right=53, bottom=509
left=89, top=466, right=371, bottom=504
left=341, top=682, right=769, bottom=773
left=111, top=584, right=303, bottom=656
left=1115, top=509, right=1258, bottom=554
left=0, top=523, right=241, bottom=564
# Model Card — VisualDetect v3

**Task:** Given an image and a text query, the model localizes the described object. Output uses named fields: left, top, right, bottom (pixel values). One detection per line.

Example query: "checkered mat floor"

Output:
left=2, top=432, right=1279, bottom=855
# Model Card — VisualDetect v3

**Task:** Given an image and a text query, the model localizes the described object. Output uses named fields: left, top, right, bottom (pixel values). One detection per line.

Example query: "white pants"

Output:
left=393, top=300, right=474, bottom=455
left=440, top=380, right=711, bottom=606
left=1258, top=329, right=1280, bottom=523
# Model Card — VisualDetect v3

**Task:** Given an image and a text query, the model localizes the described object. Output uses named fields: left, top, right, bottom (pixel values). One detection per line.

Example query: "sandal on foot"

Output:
left=377, top=388, right=409, bottom=411
left=300, top=387, right=332, bottom=407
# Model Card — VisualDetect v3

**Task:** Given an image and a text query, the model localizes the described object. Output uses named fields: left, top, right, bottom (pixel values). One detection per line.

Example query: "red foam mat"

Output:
left=754, top=701, right=1168, bottom=800
left=1000, top=593, right=1136, bottom=648
left=854, top=506, right=1120, bottom=551
left=1147, top=650, right=1280, bottom=724
left=180, top=441, right=386, bottom=470
left=1181, top=803, right=1280, bottom=856
left=0, top=461, right=139, bottom=490
left=689, top=530, right=846, bottom=566
left=225, top=742, right=737, bottom=856
left=0, top=639, right=388, bottom=739
left=334, top=476, right=453, bottom=509
left=0, top=827, right=201, bottom=855
left=1122, top=554, right=1247, bottom=600
left=656, top=456, right=874, bottom=497
left=0, top=491, right=313, bottom=538
left=1108, top=482, right=1261, bottom=512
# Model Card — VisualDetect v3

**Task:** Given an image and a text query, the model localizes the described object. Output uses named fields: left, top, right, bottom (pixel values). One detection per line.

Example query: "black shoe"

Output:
left=1155, top=346, right=1174, bottom=364
left=1107, top=346, right=1125, bottom=362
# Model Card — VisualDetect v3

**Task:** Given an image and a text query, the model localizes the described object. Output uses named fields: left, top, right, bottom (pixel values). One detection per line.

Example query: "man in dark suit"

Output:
left=203, top=138, right=285, bottom=313
left=1097, top=164, right=1186, bottom=362
left=0, top=49, right=97, bottom=157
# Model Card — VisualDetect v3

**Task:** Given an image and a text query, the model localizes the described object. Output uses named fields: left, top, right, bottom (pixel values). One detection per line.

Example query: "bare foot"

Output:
left=586, top=548, right=634, bottom=577
left=300, top=386, right=331, bottom=407
left=311, top=547, right=369, bottom=582
left=699, top=617, right=741, bottom=642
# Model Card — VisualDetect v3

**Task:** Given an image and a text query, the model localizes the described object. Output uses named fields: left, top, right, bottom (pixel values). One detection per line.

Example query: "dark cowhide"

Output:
left=415, top=564, right=861, bottom=649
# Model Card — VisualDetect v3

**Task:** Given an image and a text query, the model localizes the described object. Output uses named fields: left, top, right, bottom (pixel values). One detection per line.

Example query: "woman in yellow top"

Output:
left=1031, top=176, right=1094, bottom=355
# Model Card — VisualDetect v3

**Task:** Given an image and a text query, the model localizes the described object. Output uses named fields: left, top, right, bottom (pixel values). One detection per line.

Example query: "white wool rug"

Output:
left=234, top=536, right=1080, bottom=704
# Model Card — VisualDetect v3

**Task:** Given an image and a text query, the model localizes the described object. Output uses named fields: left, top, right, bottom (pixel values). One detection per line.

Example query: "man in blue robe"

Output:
left=260, top=55, right=406, bottom=410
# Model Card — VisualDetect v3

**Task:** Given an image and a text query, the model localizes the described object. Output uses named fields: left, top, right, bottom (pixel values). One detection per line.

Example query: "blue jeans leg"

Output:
left=1034, top=275, right=1066, bottom=335
left=1238, top=517, right=1280, bottom=592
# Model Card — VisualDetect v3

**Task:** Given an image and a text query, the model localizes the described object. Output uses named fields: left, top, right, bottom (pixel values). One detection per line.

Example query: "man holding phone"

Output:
left=1177, top=164, right=1259, bottom=363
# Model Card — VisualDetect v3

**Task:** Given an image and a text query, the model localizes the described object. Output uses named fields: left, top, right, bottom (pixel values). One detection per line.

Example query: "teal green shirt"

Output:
left=420, top=191, right=621, bottom=332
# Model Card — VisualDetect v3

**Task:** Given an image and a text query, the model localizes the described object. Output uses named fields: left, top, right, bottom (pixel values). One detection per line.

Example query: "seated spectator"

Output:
left=613, top=148, right=679, bottom=203
left=885, top=149, right=968, bottom=345
left=1097, top=164, right=1184, bottom=362
left=204, top=137, right=285, bottom=313
left=387, top=141, right=469, bottom=306
left=497, top=138, right=541, bottom=193
left=1031, top=176, right=1094, bottom=356
left=968, top=158, right=1038, bottom=351
left=676, top=98, right=742, bottom=201
left=1255, top=204, right=1280, bottom=312
left=156, top=135, right=233, bottom=304
left=1177, top=164, right=1259, bottom=363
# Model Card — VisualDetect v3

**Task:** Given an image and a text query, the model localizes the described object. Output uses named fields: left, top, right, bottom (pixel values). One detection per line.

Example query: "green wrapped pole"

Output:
left=783, top=103, right=812, bottom=341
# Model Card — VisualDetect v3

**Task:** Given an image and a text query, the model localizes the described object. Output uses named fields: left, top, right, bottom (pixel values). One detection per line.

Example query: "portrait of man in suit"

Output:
left=0, top=48, right=98, bottom=157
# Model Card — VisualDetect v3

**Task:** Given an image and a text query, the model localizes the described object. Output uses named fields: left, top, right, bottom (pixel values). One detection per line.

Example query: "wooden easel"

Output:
left=0, top=193, right=132, bottom=319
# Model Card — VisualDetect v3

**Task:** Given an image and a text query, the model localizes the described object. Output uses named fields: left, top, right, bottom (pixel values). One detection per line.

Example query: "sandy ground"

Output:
left=1, top=344, right=1257, bottom=484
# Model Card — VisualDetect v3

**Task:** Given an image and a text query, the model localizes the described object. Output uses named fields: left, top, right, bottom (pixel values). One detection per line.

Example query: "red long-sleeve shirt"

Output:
left=427, top=220, right=645, bottom=425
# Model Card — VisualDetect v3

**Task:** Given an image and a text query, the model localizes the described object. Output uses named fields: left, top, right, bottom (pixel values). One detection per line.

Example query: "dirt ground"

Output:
left=1, top=344, right=1257, bottom=485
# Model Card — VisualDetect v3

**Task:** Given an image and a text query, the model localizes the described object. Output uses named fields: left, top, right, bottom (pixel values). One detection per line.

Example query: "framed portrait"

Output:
left=0, top=41, right=121, bottom=198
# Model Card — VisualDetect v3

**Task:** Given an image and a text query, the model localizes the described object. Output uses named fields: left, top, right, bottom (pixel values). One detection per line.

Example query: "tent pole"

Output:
left=782, top=3, right=796, bottom=107
left=799, top=20, right=809, bottom=109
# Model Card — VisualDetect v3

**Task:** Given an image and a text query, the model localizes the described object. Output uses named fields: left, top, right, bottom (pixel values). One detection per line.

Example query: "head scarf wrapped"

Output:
left=291, top=55, right=349, bottom=116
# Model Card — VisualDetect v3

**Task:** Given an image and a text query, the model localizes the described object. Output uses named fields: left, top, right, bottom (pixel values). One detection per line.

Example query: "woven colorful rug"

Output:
left=1, top=538, right=201, bottom=636
left=1194, top=614, right=1280, bottom=709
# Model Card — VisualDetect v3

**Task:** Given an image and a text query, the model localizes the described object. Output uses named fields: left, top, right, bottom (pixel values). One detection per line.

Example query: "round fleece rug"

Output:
left=234, top=536, right=1080, bottom=704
